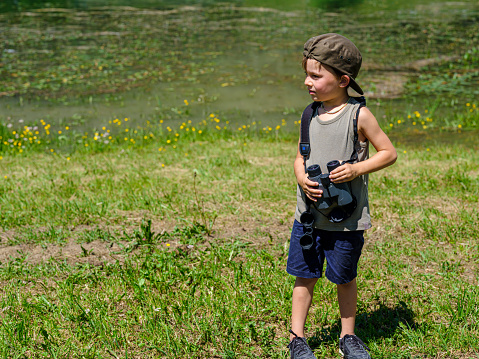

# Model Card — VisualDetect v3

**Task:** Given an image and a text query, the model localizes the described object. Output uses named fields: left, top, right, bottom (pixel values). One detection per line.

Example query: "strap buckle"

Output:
left=299, top=142, right=310, bottom=157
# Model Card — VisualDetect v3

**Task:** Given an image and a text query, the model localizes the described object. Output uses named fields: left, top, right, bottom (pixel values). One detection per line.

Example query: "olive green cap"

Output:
left=303, top=33, right=363, bottom=95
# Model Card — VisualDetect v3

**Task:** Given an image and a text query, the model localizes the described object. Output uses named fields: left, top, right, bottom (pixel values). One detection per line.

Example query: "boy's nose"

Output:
left=304, top=76, right=312, bottom=86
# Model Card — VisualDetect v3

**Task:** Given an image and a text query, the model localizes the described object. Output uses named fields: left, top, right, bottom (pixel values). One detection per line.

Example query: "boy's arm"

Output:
left=294, top=139, right=324, bottom=201
left=329, top=107, right=397, bottom=183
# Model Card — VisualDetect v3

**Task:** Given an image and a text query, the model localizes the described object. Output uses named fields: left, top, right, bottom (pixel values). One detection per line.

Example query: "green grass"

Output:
left=0, top=125, right=478, bottom=357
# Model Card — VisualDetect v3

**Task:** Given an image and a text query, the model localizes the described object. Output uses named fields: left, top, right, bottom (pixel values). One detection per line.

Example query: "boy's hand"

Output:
left=299, top=173, right=323, bottom=202
left=329, top=163, right=359, bottom=183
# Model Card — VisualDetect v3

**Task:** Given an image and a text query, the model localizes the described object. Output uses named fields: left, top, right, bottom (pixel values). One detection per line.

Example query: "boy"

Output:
left=286, top=33, right=397, bottom=359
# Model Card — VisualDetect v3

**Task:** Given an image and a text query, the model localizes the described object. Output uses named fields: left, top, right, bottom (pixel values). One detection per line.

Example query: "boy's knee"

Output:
left=337, top=277, right=356, bottom=288
left=294, top=277, right=318, bottom=289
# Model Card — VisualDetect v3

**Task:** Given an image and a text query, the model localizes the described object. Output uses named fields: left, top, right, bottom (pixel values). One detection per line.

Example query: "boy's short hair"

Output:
left=303, top=33, right=363, bottom=95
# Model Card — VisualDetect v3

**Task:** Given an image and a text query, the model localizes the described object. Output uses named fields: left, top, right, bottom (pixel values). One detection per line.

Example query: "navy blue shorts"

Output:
left=287, top=220, right=364, bottom=284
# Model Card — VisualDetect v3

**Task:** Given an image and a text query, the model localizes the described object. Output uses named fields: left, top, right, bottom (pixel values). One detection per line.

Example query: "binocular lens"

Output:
left=299, top=211, right=315, bottom=250
left=300, top=232, right=314, bottom=250
left=299, top=224, right=314, bottom=250
left=300, top=211, right=315, bottom=226
left=327, top=160, right=341, bottom=172
left=307, top=164, right=322, bottom=177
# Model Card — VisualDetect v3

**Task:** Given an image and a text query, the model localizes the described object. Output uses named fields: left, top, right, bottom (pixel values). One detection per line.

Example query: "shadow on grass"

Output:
left=309, top=301, right=415, bottom=348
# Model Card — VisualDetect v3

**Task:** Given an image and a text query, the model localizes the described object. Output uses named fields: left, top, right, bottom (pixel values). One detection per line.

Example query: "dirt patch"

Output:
left=3, top=205, right=477, bottom=286
left=0, top=240, right=126, bottom=266
left=405, top=55, right=461, bottom=71
left=361, top=55, right=461, bottom=99
left=363, top=72, right=410, bottom=99
left=0, top=215, right=293, bottom=267
left=0, top=229, right=14, bottom=244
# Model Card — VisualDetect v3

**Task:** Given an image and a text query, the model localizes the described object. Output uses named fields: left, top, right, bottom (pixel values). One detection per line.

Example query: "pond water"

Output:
left=0, top=0, right=478, bottom=136
left=0, top=0, right=438, bottom=12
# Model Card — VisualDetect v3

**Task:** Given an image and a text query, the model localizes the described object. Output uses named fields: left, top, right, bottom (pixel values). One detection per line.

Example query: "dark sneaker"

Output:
left=287, top=330, right=317, bottom=359
left=339, top=334, right=371, bottom=359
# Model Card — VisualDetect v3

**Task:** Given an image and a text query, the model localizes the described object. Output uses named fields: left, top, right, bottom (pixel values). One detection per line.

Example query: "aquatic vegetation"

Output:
left=406, top=47, right=479, bottom=98
left=0, top=1, right=478, bottom=106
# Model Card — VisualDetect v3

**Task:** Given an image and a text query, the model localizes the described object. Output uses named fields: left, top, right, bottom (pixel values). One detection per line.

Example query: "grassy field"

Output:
left=1, top=113, right=478, bottom=357
left=1, top=1, right=479, bottom=358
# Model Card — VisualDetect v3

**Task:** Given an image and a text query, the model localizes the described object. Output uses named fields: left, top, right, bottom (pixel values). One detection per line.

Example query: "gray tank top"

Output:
left=294, top=97, right=371, bottom=231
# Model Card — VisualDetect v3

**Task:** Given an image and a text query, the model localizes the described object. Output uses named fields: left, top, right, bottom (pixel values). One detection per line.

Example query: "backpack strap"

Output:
left=343, top=96, right=367, bottom=164
left=299, top=101, right=320, bottom=173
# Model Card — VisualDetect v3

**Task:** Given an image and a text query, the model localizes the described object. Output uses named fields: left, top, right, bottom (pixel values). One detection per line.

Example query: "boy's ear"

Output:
left=339, top=75, right=350, bottom=88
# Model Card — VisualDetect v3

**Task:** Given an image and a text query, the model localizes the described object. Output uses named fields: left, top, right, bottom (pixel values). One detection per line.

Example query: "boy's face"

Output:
left=304, top=59, right=347, bottom=102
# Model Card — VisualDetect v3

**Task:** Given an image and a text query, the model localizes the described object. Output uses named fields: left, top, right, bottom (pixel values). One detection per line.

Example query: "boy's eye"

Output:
left=305, top=72, right=319, bottom=79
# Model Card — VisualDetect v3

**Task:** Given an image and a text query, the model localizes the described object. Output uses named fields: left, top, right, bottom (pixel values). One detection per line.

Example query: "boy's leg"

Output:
left=290, top=276, right=318, bottom=340
left=322, top=230, right=363, bottom=337
left=337, top=277, right=357, bottom=337
left=335, top=269, right=371, bottom=357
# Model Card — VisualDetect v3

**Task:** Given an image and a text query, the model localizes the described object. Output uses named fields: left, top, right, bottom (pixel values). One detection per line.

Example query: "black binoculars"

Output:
left=299, top=210, right=315, bottom=250
left=307, top=160, right=354, bottom=209
left=299, top=160, right=357, bottom=250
